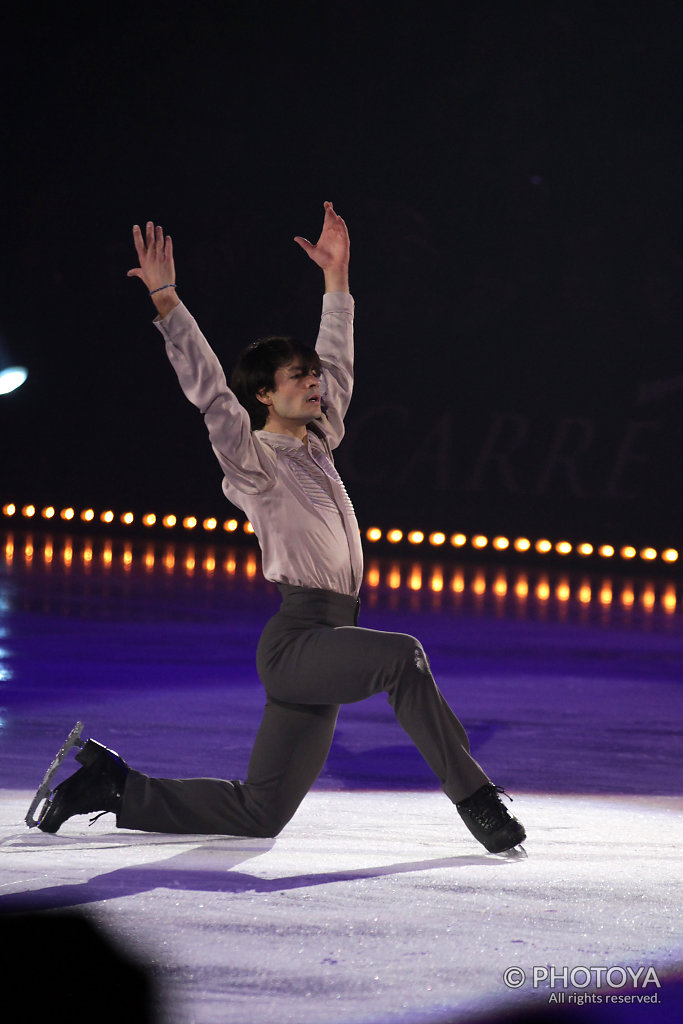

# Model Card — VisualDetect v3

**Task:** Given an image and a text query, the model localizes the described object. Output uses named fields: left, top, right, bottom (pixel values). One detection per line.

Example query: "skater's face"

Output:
left=257, top=359, right=323, bottom=436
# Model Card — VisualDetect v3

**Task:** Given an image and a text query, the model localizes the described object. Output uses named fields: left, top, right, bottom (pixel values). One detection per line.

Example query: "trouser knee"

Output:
left=396, top=634, right=431, bottom=677
left=249, top=806, right=294, bottom=839
left=387, top=635, right=433, bottom=702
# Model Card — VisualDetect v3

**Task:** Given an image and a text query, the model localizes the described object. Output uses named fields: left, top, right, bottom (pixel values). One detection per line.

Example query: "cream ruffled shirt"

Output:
left=155, top=292, right=363, bottom=597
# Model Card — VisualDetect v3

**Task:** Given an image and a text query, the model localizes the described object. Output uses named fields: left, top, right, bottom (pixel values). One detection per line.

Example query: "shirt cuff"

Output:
left=322, top=292, right=354, bottom=314
left=153, top=300, right=188, bottom=330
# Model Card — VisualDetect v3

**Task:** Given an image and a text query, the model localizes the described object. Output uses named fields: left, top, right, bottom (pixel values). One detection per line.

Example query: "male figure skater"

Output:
left=29, top=203, right=525, bottom=854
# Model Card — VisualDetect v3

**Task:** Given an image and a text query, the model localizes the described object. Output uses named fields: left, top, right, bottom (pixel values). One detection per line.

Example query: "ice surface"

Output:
left=2, top=791, right=682, bottom=1023
left=1, top=534, right=682, bottom=1022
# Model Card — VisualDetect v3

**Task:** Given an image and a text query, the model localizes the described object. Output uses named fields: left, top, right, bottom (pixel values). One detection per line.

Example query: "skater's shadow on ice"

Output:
left=1, top=837, right=504, bottom=913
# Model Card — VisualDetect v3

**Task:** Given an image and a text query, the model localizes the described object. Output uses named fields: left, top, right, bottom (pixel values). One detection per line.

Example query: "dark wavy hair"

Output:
left=231, top=336, right=322, bottom=430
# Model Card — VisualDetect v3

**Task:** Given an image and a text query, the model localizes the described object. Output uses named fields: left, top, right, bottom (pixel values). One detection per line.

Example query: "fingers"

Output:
left=129, top=221, right=175, bottom=287
left=323, top=200, right=340, bottom=225
left=323, top=201, right=346, bottom=223
left=132, top=221, right=172, bottom=262
left=132, top=223, right=147, bottom=262
left=322, top=202, right=348, bottom=240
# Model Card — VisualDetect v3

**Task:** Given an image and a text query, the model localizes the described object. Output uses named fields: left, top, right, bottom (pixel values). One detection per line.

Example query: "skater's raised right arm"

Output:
left=127, top=220, right=275, bottom=494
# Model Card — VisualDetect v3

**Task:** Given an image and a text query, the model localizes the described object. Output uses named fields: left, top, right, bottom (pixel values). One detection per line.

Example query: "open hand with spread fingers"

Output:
left=127, top=221, right=180, bottom=316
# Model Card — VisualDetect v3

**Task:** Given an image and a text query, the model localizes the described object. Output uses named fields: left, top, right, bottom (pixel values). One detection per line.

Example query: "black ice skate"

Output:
left=456, top=783, right=526, bottom=854
left=26, top=722, right=129, bottom=833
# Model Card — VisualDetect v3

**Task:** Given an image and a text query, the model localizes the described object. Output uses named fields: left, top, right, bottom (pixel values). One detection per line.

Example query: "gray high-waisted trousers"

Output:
left=118, top=585, right=490, bottom=836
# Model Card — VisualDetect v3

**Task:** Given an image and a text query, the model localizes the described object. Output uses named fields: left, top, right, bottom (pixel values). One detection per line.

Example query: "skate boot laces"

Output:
left=461, top=784, right=514, bottom=829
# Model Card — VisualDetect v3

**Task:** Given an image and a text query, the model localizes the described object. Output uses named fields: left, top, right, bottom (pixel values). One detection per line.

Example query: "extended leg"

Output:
left=118, top=699, right=339, bottom=836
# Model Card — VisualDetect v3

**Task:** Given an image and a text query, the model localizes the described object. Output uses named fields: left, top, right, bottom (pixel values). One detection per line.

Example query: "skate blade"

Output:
left=25, top=722, right=86, bottom=828
left=494, top=844, right=527, bottom=860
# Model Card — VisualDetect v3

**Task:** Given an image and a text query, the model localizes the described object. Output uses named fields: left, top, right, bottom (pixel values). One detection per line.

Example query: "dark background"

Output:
left=1, top=0, right=682, bottom=546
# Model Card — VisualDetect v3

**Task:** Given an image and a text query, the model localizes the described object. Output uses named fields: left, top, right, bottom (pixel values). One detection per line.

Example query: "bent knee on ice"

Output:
left=247, top=806, right=295, bottom=839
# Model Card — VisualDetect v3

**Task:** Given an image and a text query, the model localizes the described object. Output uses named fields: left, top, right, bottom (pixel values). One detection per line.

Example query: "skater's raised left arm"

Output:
left=295, top=202, right=354, bottom=449
left=294, top=201, right=350, bottom=295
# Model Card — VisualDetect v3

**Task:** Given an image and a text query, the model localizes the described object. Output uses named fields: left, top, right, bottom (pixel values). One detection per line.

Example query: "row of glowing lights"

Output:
left=365, top=528, right=679, bottom=563
left=2, top=503, right=253, bottom=535
left=2, top=503, right=679, bottom=564
left=3, top=537, right=677, bottom=612
left=4, top=536, right=258, bottom=578
left=367, top=564, right=677, bottom=612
